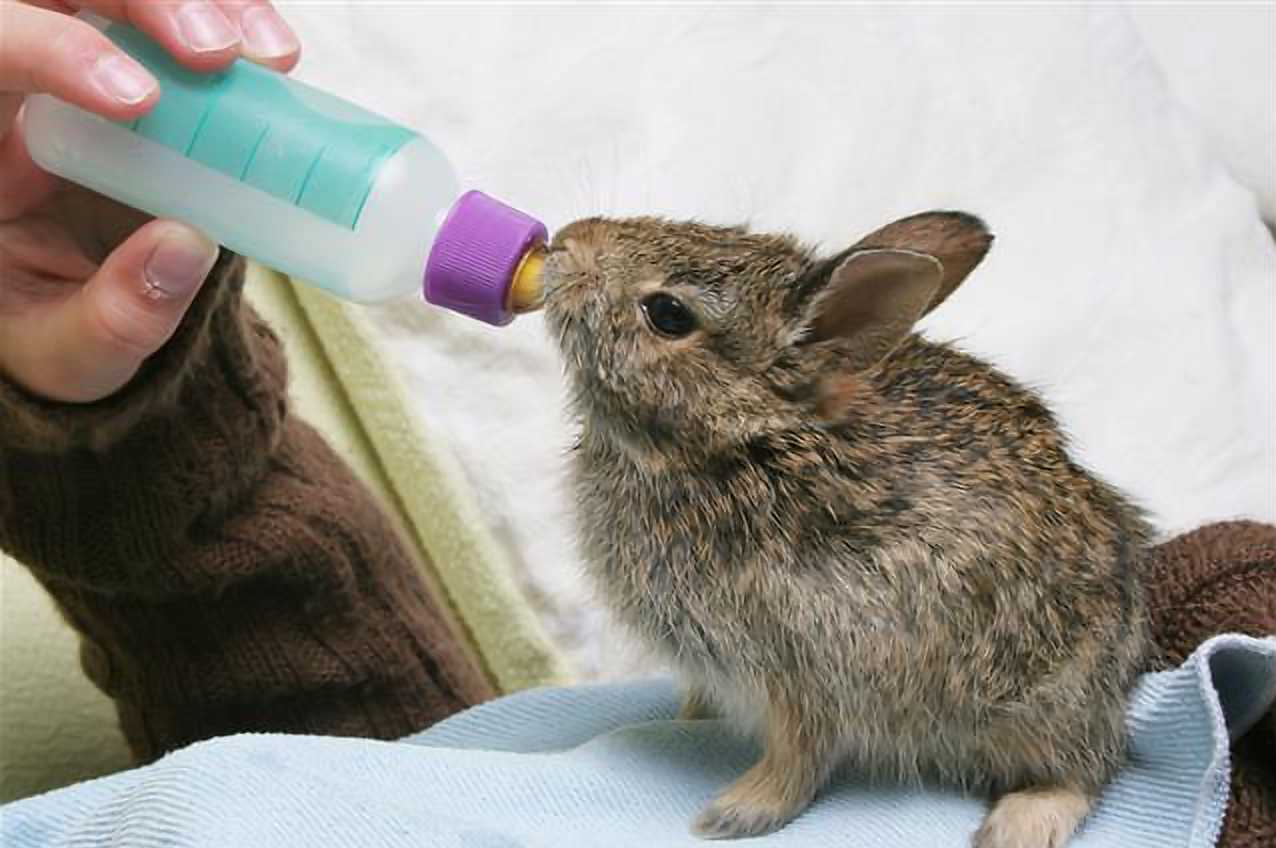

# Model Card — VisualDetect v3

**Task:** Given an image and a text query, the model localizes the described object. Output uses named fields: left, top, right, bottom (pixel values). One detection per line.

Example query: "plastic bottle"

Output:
left=22, top=14, right=546, bottom=325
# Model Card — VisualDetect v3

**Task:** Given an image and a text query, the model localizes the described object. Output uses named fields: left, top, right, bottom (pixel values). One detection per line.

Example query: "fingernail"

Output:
left=144, top=229, right=219, bottom=300
left=240, top=6, right=300, bottom=59
left=90, top=54, right=157, bottom=105
left=175, top=1, right=240, bottom=53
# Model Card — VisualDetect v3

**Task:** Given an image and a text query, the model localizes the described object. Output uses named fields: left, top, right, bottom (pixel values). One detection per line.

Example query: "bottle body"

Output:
left=23, top=17, right=458, bottom=303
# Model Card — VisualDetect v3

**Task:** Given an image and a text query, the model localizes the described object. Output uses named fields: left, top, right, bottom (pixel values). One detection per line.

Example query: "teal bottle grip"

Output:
left=105, top=23, right=416, bottom=230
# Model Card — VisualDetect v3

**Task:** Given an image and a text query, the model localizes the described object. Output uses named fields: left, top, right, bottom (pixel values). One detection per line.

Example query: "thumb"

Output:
left=45, top=220, right=220, bottom=402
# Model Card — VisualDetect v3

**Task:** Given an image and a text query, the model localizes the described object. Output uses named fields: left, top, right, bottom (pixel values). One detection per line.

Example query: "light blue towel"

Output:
left=4, top=635, right=1273, bottom=848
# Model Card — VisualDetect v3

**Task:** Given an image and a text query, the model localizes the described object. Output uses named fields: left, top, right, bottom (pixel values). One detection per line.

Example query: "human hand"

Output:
left=0, top=0, right=299, bottom=403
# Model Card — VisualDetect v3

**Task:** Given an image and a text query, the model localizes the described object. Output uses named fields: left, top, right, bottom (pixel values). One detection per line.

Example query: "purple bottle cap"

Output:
left=424, top=190, right=548, bottom=326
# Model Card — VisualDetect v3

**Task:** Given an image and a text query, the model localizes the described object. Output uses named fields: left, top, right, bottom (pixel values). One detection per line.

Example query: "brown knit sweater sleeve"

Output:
left=1143, top=522, right=1276, bottom=848
left=0, top=252, right=493, bottom=762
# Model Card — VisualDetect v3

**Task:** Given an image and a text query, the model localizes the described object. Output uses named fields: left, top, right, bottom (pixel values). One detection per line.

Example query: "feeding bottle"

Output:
left=22, top=14, right=546, bottom=325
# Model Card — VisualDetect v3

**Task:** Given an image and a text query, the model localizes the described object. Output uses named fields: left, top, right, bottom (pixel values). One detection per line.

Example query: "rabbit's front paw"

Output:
left=693, top=795, right=798, bottom=840
left=972, top=786, right=1091, bottom=848
left=691, top=768, right=813, bottom=840
left=678, top=687, right=716, bottom=721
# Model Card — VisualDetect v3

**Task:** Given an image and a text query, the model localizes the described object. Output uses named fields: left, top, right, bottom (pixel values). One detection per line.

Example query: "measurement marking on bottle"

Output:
left=293, top=145, right=328, bottom=205
left=239, top=126, right=272, bottom=181
left=184, top=84, right=229, bottom=158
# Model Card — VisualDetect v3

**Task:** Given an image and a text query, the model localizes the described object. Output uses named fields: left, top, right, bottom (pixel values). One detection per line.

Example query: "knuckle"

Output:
left=87, top=292, right=173, bottom=361
left=48, top=18, right=109, bottom=72
left=23, top=19, right=112, bottom=94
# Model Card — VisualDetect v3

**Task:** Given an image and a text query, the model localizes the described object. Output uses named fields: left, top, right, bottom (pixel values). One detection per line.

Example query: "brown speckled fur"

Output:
left=543, top=212, right=1152, bottom=847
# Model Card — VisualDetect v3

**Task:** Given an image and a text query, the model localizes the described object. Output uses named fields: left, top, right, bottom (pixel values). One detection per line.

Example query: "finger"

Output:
left=0, top=90, right=19, bottom=142
left=66, top=0, right=241, bottom=73
left=0, top=2, right=158, bottom=122
left=218, top=1, right=300, bottom=71
left=0, top=110, right=58, bottom=220
left=37, top=220, right=219, bottom=402
left=18, top=1, right=77, bottom=12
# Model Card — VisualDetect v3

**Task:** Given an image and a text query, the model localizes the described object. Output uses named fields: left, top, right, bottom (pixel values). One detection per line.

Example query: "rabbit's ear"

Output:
left=801, top=248, right=943, bottom=371
left=849, top=211, right=992, bottom=317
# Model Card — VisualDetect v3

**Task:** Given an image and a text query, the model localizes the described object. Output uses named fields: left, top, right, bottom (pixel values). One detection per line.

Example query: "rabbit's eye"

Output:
left=641, top=293, right=698, bottom=338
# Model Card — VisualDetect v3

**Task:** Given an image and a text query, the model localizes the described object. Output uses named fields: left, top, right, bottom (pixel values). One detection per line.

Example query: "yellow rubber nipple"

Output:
left=509, top=246, right=546, bottom=313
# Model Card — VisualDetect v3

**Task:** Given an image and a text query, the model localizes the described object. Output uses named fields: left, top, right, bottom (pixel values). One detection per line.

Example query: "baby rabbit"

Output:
left=542, top=211, right=1152, bottom=848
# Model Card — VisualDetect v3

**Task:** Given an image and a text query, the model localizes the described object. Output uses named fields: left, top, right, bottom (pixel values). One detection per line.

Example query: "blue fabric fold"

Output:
left=4, top=634, right=1273, bottom=848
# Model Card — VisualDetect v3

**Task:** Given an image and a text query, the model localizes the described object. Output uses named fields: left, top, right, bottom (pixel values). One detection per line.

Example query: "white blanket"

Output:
left=281, top=4, right=1276, bottom=679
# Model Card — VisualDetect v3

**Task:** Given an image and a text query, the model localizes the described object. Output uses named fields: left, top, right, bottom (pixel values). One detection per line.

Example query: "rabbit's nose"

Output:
left=552, top=218, right=610, bottom=251
left=550, top=220, right=608, bottom=275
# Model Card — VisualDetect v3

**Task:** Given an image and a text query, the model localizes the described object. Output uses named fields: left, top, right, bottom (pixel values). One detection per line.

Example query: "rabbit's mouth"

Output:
left=540, top=249, right=571, bottom=298
left=543, top=249, right=597, bottom=315
left=539, top=255, right=593, bottom=366
left=540, top=250, right=595, bottom=340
